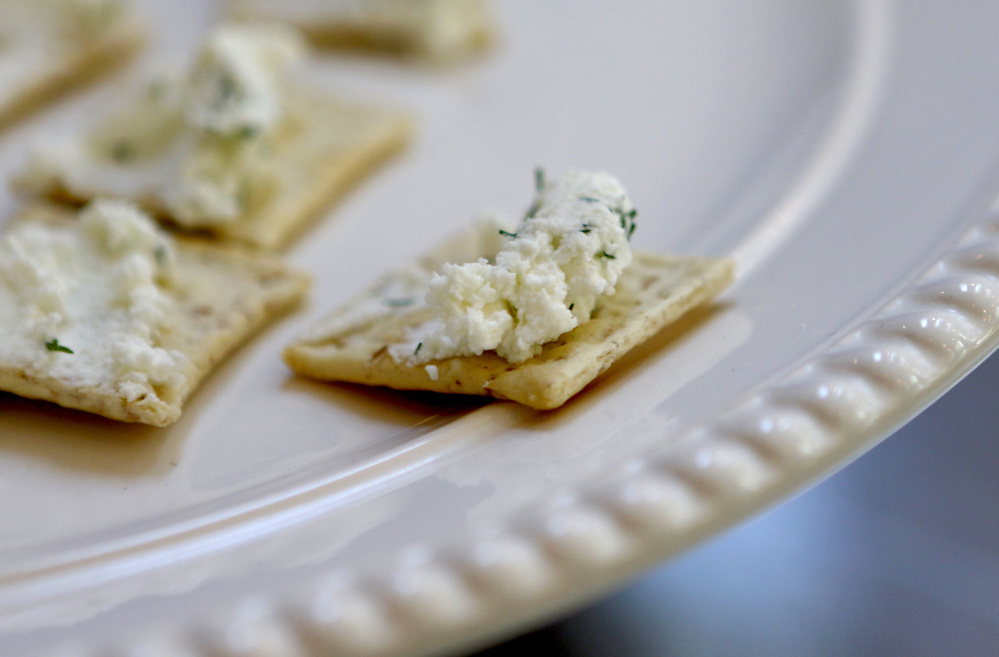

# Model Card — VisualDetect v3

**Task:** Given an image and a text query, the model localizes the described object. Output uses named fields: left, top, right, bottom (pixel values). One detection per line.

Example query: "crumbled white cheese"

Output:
left=391, top=170, right=636, bottom=364
left=186, top=24, right=305, bottom=139
left=425, top=364, right=439, bottom=380
left=0, top=199, right=188, bottom=403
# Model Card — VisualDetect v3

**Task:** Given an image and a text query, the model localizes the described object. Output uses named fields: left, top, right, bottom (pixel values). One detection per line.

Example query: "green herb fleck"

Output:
left=523, top=167, right=546, bottom=220
left=237, top=125, right=260, bottom=140
left=415, top=342, right=423, bottom=355
left=217, top=73, right=239, bottom=103
left=580, top=223, right=592, bottom=234
left=154, top=244, right=168, bottom=266
left=579, top=196, right=599, bottom=203
left=498, top=229, right=518, bottom=238
left=569, top=303, right=574, bottom=311
left=612, top=207, right=638, bottom=239
left=148, top=78, right=167, bottom=101
left=45, top=339, right=74, bottom=354
left=384, top=297, right=416, bottom=307
left=600, top=251, right=616, bottom=259
left=111, top=141, right=135, bottom=163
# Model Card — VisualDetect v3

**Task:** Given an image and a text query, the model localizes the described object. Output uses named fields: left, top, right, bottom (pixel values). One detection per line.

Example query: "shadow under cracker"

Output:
left=0, top=392, right=183, bottom=476
left=516, top=301, right=734, bottom=432
left=278, top=302, right=733, bottom=436
left=281, top=374, right=492, bottom=426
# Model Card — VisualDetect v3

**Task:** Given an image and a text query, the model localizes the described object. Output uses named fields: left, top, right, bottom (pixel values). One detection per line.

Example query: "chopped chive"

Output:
left=218, top=73, right=238, bottom=102
left=111, top=141, right=135, bottom=163
left=415, top=342, right=423, bottom=355
left=569, top=303, right=574, bottom=311
left=498, top=229, right=518, bottom=238
left=579, top=196, right=599, bottom=203
left=600, top=251, right=616, bottom=259
left=523, top=167, right=546, bottom=220
left=580, top=224, right=592, bottom=234
left=628, top=222, right=637, bottom=239
left=45, top=339, right=73, bottom=354
left=148, top=78, right=167, bottom=100
left=237, top=125, right=260, bottom=140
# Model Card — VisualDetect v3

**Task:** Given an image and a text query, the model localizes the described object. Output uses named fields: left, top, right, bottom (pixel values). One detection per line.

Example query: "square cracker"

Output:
left=225, top=0, right=492, bottom=63
left=283, top=228, right=734, bottom=410
left=17, top=85, right=413, bottom=250
left=0, top=204, right=310, bottom=426
left=0, top=2, right=144, bottom=130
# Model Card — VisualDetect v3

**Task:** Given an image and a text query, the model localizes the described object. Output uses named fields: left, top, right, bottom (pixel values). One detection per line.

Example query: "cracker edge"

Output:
left=487, top=256, right=735, bottom=408
left=16, top=90, right=414, bottom=251
left=225, top=0, right=494, bottom=63
left=221, top=103, right=414, bottom=250
left=0, top=20, right=146, bottom=131
left=0, top=205, right=311, bottom=426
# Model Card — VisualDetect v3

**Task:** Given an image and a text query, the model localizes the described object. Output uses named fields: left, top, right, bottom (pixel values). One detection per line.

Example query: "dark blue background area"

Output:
left=469, top=351, right=999, bottom=657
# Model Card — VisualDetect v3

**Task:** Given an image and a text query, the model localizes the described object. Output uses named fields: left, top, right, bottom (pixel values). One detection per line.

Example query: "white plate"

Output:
left=3, top=1, right=999, bottom=655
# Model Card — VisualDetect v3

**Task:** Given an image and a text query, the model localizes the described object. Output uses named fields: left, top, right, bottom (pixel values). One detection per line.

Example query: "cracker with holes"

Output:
left=283, top=170, right=734, bottom=409
left=0, top=200, right=309, bottom=426
left=16, top=23, right=412, bottom=250
left=225, top=0, right=492, bottom=64
left=0, top=0, right=144, bottom=129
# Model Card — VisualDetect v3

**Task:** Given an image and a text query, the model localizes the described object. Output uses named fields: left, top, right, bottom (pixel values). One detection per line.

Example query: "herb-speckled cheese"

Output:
left=168, top=23, right=305, bottom=225
left=22, top=23, right=305, bottom=229
left=391, top=170, right=637, bottom=364
left=0, top=199, right=189, bottom=405
left=185, top=24, right=304, bottom=138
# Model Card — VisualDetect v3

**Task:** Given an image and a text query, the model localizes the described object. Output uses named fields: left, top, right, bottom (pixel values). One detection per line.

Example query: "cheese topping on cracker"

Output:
left=0, top=199, right=189, bottom=407
left=226, top=0, right=492, bottom=63
left=168, top=24, right=304, bottom=225
left=392, top=170, right=637, bottom=364
left=186, top=23, right=305, bottom=138
left=21, top=23, right=306, bottom=229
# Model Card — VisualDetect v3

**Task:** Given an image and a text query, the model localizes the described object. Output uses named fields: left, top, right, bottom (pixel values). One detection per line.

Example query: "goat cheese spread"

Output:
left=186, top=24, right=304, bottom=138
left=22, top=23, right=305, bottom=228
left=167, top=23, right=304, bottom=225
left=0, top=199, right=188, bottom=403
left=391, top=170, right=637, bottom=365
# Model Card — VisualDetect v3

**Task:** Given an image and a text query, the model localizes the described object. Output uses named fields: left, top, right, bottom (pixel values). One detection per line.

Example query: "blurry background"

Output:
left=468, top=349, right=999, bottom=656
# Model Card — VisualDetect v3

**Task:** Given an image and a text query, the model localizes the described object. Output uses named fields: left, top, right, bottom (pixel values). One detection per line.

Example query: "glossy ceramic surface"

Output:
left=2, top=1, right=999, bottom=655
